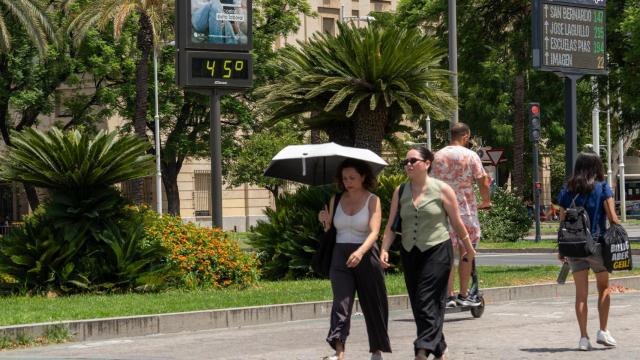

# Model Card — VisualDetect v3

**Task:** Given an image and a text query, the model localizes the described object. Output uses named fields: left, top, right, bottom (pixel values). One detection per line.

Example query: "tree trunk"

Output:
left=131, top=13, right=154, bottom=204
left=310, top=130, right=321, bottom=144
left=163, top=172, right=180, bottom=216
left=354, top=106, right=387, bottom=155
left=23, top=184, right=40, bottom=211
left=325, top=122, right=354, bottom=146
left=162, top=159, right=185, bottom=216
left=512, top=73, right=526, bottom=196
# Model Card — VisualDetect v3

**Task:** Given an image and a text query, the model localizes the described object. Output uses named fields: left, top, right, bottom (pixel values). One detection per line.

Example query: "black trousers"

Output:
left=401, top=240, right=453, bottom=358
left=327, top=243, right=391, bottom=353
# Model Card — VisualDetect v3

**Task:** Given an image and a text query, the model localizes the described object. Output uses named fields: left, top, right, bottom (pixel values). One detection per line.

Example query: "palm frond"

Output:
left=0, top=0, right=57, bottom=55
left=0, top=128, right=154, bottom=191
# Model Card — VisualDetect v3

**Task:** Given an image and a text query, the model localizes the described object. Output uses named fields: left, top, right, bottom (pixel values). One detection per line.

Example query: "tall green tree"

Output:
left=225, top=120, right=303, bottom=198
left=101, top=0, right=313, bottom=215
left=0, top=0, right=56, bottom=55
left=67, top=0, right=171, bottom=203
left=259, top=22, right=455, bottom=154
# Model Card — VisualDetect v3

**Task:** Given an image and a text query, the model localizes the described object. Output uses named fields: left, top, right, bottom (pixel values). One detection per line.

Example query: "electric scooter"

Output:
left=445, top=258, right=485, bottom=318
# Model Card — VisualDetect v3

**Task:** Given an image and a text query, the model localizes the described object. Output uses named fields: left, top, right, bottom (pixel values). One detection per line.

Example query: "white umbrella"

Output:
left=264, top=142, right=388, bottom=185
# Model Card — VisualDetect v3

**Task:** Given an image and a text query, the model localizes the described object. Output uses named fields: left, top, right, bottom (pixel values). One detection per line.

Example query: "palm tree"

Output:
left=0, top=127, right=154, bottom=191
left=0, top=0, right=56, bottom=55
left=67, top=0, right=170, bottom=202
left=259, top=22, right=456, bottom=154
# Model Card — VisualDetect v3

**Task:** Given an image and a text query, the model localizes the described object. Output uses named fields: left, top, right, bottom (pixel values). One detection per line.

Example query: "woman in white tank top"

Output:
left=317, top=159, right=391, bottom=360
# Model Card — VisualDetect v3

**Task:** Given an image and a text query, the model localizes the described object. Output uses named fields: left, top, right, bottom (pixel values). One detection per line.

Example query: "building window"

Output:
left=120, top=177, right=154, bottom=205
left=322, top=17, right=336, bottom=35
left=352, top=9, right=359, bottom=17
left=194, top=170, right=211, bottom=216
left=55, top=91, right=73, bottom=118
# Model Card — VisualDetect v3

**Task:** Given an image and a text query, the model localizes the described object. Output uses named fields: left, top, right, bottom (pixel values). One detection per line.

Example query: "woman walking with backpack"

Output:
left=557, top=151, right=621, bottom=351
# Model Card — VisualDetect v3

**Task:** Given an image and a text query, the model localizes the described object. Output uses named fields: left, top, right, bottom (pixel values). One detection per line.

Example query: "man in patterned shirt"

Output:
left=432, top=122, right=491, bottom=307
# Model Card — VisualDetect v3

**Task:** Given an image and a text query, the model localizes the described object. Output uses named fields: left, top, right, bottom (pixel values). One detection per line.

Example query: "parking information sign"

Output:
left=533, top=0, right=607, bottom=75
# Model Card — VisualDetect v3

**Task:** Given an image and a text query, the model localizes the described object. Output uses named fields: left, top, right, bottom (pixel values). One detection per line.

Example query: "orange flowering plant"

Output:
left=145, top=214, right=259, bottom=289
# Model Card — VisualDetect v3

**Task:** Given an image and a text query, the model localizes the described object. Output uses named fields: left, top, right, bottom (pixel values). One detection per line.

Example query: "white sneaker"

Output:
left=370, top=353, right=383, bottom=360
left=596, top=329, right=617, bottom=347
left=323, top=355, right=339, bottom=360
left=578, top=337, right=592, bottom=351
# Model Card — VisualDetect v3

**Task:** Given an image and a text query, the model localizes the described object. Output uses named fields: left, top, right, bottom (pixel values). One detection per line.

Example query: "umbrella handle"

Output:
left=302, top=157, right=306, bottom=176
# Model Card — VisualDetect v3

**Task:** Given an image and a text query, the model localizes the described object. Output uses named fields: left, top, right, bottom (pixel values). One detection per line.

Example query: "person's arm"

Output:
left=604, top=198, right=621, bottom=225
left=477, top=174, right=491, bottom=209
left=441, top=184, right=476, bottom=262
left=380, top=187, right=400, bottom=268
left=318, top=195, right=335, bottom=232
left=347, top=196, right=382, bottom=268
left=471, top=153, right=491, bottom=208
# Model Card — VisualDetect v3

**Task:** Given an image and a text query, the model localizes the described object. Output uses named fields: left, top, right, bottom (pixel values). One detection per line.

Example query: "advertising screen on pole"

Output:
left=190, top=0, right=248, bottom=46
left=175, top=0, right=253, bottom=89
left=533, top=0, right=607, bottom=74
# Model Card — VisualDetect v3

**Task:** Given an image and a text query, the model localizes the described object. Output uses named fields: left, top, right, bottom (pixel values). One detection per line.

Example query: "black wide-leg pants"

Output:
left=401, top=240, right=453, bottom=358
left=327, top=243, right=392, bottom=353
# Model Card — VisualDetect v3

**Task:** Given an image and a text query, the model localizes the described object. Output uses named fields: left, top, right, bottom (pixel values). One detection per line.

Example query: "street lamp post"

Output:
left=153, top=47, right=162, bottom=215
left=425, top=115, right=432, bottom=151
left=591, top=78, right=600, bottom=154
left=606, top=82, right=612, bottom=187
left=448, top=0, right=459, bottom=128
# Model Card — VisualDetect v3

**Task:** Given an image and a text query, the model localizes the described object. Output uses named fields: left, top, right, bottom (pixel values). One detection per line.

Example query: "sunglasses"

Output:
left=401, top=158, right=425, bottom=166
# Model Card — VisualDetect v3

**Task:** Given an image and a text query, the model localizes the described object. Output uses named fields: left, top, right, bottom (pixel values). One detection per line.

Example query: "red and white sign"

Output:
left=486, top=148, right=505, bottom=166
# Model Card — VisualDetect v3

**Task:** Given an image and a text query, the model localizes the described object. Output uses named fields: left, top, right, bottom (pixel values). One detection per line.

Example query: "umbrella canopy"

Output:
left=264, top=142, right=388, bottom=186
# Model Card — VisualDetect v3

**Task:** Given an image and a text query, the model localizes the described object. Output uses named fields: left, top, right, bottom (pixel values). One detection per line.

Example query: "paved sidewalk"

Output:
left=2, top=292, right=638, bottom=359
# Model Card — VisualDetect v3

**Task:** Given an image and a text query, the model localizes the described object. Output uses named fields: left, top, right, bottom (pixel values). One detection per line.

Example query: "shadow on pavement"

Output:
left=521, top=347, right=611, bottom=353
left=393, top=317, right=475, bottom=324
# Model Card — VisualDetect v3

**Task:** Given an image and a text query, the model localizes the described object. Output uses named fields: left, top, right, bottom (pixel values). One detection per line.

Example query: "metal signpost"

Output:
left=532, top=0, right=607, bottom=179
left=176, top=0, right=254, bottom=228
left=529, top=103, right=542, bottom=242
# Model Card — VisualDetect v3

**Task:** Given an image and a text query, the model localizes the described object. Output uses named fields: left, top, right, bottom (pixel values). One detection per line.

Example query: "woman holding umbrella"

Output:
left=318, top=158, right=391, bottom=360
left=380, top=146, right=476, bottom=360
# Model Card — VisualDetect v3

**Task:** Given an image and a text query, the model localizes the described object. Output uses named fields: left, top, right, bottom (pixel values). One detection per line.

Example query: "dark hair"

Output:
left=335, top=158, right=376, bottom=191
left=451, top=122, right=471, bottom=141
left=410, top=145, right=434, bottom=173
left=567, top=151, right=605, bottom=194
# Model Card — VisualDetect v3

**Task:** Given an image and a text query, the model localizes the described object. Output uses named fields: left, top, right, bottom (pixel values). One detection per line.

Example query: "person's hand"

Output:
left=318, top=204, right=330, bottom=231
left=347, top=250, right=365, bottom=268
left=380, top=249, right=390, bottom=269
left=558, top=254, right=566, bottom=263
left=462, top=246, right=476, bottom=263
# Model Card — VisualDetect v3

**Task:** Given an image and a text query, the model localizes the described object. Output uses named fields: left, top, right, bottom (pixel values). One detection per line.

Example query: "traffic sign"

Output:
left=486, top=149, right=505, bottom=167
left=532, top=0, right=607, bottom=75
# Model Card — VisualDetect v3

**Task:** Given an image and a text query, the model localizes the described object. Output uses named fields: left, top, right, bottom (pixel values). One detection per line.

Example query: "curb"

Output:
left=1, top=276, right=640, bottom=343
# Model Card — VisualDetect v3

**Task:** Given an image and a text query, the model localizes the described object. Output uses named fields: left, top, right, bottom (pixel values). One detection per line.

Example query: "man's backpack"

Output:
left=557, top=192, right=600, bottom=258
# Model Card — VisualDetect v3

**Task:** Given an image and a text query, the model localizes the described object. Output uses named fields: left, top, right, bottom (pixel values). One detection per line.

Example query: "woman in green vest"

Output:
left=380, top=146, right=476, bottom=360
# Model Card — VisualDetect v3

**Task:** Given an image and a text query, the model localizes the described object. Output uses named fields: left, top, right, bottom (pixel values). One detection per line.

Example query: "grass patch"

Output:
left=228, top=231, right=252, bottom=251
left=479, top=240, right=640, bottom=250
left=2, top=266, right=640, bottom=327
left=479, top=240, right=558, bottom=249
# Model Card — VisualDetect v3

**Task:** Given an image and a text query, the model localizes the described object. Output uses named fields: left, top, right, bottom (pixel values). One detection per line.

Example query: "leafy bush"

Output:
left=145, top=215, right=259, bottom=288
left=0, top=128, right=161, bottom=294
left=0, top=207, right=171, bottom=294
left=249, top=185, right=334, bottom=280
left=249, top=175, right=406, bottom=280
left=478, top=187, right=532, bottom=242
